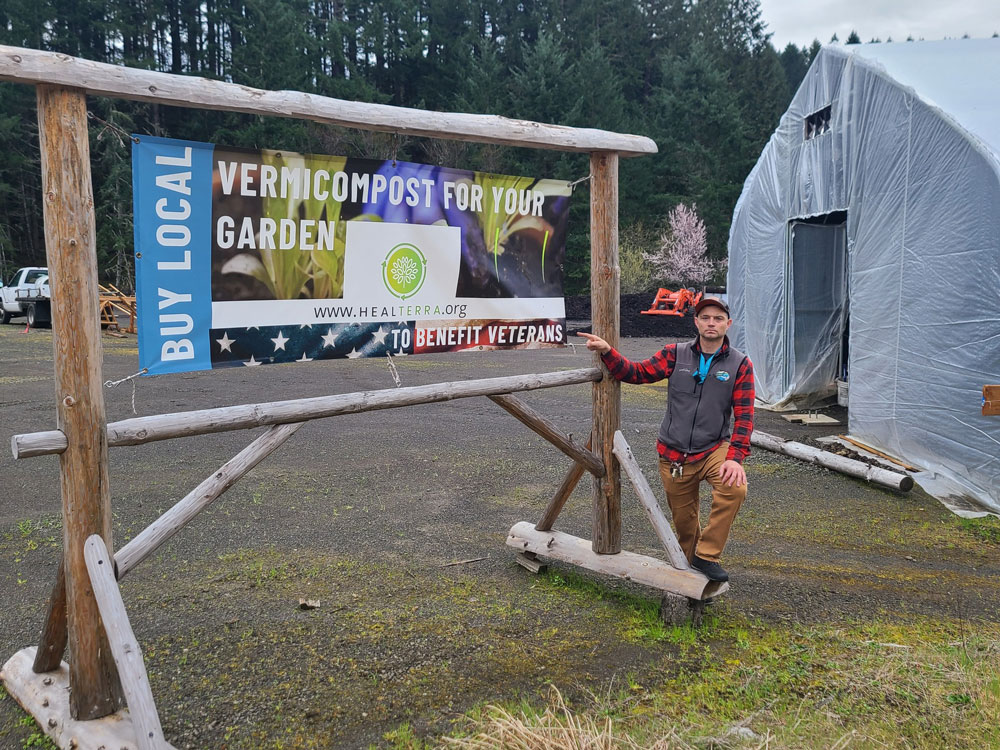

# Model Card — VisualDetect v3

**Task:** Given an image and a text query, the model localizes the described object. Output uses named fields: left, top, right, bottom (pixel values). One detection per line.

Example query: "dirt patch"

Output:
left=1, top=324, right=997, bottom=748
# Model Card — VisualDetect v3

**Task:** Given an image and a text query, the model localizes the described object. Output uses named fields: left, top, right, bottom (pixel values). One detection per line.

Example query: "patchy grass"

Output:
left=10, top=715, right=58, bottom=750
left=134, top=550, right=643, bottom=749
left=958, top=516, right=1000, bottom=545
left=735, top=496, right=998, bottom=558
left=621, top=382, right=669, bottom=409
left=536, top=569, right=705, bottom=646
left=0, top=517, right=62, bottom=588
left=444, top=615, right=1000, bottom=750
left=0, top=376, right=48, bottom=386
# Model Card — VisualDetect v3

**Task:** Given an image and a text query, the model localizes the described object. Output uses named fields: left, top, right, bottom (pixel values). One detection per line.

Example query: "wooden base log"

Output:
left=507, top=521, right=728, bottom=601
left=659, top=595, right=708, bottom=627
left=751, top=430, right=914, bottom=491
left=1, top=648, right=178, bottom=750
left=515, top=552, right=548, bottom=574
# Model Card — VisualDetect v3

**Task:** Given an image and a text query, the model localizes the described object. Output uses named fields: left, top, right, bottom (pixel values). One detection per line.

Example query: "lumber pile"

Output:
left=98, top=283, right=136, bottom=333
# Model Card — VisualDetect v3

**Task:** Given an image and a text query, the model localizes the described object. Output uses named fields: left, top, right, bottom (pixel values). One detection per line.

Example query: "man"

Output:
left=578, top=297, right=754, bottom=582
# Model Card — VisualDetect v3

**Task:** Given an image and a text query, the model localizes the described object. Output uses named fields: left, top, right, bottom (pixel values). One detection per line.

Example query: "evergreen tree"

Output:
left=0, top=0, right=800, bottom=290
left=507, top=31, right=582, bottom=129
left=779, top=42, right=810, bottom=98
left=807, top=39, right=822, bottom=65
left=650, top=43, right=749, bottom=260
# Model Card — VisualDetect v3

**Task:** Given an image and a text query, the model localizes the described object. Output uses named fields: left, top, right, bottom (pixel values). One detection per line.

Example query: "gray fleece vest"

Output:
left=659, top=339, right=746, bottom=457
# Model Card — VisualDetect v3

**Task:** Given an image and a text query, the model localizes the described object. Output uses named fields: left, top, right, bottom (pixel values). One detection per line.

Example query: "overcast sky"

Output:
left=759, top=0, right=1000, bottom=50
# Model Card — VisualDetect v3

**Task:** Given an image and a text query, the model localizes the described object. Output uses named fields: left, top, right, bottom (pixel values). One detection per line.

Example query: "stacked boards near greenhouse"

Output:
left=728, top=39, right=1000, bottom=514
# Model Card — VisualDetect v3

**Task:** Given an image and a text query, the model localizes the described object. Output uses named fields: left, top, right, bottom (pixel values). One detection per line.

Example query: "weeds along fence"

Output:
left=0, top=44, right=721, bottom=750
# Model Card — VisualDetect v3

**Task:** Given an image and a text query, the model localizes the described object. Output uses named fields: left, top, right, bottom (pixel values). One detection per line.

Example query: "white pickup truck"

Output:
left=0, top=267, right=52, bottom=327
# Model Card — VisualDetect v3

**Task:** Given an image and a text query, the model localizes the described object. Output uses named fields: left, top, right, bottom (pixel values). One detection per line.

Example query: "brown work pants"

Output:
left=657, top=442, right=746, bottom=563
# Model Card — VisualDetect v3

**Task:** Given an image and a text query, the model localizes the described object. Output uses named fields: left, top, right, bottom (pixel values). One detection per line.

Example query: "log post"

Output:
left=589, top=151, right=621, bottom=554
left=37, top=84, right=124, bottom=719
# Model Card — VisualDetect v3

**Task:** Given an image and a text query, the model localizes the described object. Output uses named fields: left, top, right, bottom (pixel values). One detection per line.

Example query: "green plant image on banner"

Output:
left=219, top=149, right=349, bottom=300
left=382, top=243, right=427, bottom=300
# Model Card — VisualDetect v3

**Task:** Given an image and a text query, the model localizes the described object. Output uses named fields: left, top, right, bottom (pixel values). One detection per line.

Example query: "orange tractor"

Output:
left=640, top=288, right=703, bottom=317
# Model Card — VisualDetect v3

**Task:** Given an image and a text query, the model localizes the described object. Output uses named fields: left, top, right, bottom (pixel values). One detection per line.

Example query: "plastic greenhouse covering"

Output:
left=727, top=39, right=1000, bottom=515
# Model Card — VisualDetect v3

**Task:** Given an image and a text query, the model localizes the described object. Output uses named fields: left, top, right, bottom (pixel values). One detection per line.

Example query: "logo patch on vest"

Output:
left=715, top=370, right=731, bottom=382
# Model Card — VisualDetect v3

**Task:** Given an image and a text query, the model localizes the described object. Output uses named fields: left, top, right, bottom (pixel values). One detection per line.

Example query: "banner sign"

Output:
left=132, top=136, right=571, bottom=375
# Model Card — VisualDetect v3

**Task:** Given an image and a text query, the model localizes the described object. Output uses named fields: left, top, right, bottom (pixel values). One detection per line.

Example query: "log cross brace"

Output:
left=487, top=393, right=604, bottom=477
left=31, top=422, right=305, bottom=685
left=611, top=431, right=689, bottom=570
left=84, top=536, right=172, bottom=750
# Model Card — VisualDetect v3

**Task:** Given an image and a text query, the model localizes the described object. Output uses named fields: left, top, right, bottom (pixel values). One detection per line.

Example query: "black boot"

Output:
left=692, top=556, right=729, bottom=582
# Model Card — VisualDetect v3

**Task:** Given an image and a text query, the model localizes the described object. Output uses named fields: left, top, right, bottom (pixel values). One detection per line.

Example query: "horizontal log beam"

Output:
left=11, top=430, right=67, bottom=459
left=0, top=46, right=657, bottom=157
left=506, top=521, right=727, bottom=601
left=751, top=430, right=914, bottom=491
left=487, top=394, right=604, bottom=477
left=114, top=423, right=304, bottom=579
left=12, top=368, right=603, bottom=459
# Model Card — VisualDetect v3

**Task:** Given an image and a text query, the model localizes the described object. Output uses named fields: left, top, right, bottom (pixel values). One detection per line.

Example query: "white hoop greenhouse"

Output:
left=728, top=39, right=1000, bottom=514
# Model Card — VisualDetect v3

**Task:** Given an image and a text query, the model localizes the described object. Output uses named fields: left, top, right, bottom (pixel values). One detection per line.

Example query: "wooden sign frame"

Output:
left=0, top=44, right=732, bottom=750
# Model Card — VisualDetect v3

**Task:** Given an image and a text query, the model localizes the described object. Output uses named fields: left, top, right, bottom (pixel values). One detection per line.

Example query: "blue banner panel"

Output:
left=132, top=136, right=214, bottom=375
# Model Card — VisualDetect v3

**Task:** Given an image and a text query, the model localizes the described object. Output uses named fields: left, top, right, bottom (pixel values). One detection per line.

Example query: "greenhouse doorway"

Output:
left=783, top=211, right=848, bottom=399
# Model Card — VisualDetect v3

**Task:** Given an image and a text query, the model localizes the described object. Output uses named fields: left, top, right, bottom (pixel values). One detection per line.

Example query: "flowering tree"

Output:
left=644, top=203, right=722, bottom=287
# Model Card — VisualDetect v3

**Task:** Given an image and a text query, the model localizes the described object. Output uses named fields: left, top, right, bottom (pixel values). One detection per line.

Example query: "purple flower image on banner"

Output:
left=358, top=160, right=570, bottom=299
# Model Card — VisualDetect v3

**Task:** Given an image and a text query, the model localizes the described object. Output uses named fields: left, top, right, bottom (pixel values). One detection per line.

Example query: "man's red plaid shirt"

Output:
left=600, top=337, right=755, bottom=465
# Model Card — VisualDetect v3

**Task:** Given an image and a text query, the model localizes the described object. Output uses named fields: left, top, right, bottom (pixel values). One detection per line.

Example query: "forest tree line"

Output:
left=0, top=0, right=827, bottom=293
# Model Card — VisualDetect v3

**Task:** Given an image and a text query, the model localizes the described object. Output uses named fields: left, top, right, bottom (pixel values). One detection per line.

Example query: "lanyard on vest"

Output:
left=693, top=350, right=718, bottom=384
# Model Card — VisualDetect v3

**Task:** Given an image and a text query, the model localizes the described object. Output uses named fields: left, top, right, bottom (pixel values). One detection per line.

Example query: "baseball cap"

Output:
left=694, top=297, right=730, bottom=317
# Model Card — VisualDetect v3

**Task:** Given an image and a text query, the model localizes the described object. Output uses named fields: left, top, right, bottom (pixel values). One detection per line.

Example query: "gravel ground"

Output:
left=1, top=321, right=997, bottom=749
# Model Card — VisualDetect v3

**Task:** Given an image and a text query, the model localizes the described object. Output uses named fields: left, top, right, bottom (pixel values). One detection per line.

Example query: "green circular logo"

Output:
left=382, top=243, right=427, bottom=300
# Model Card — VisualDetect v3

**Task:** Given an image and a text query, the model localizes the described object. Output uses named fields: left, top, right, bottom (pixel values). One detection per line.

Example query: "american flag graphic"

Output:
left=210, top=322, right=412, bottom=367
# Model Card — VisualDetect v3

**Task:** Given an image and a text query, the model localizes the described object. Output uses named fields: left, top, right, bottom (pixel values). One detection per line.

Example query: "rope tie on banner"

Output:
left=567, top=173, right=592, bottom=192
left=385, top=352, right=402, bottom=388
left=87, top=111, right=140, bottom=147
left=104, top=368, right=148, bottom=415
left=391, top=132, right=400, bottom=168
